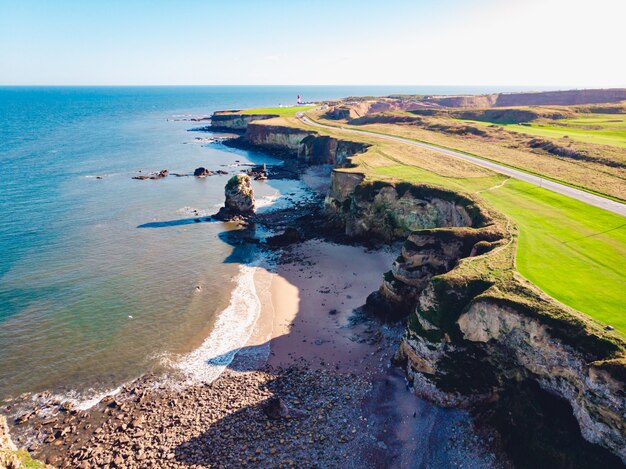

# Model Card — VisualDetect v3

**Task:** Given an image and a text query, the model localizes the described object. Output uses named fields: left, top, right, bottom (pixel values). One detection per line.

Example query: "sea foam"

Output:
left=173, top=263, right=264, bottom=384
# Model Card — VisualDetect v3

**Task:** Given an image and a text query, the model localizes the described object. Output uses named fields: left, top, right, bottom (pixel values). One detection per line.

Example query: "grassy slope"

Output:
left=285, top=112, right=626, bottom=335
left=462, top=114, right=626, bottom=148
left=481, top=180, right=626, bottom=333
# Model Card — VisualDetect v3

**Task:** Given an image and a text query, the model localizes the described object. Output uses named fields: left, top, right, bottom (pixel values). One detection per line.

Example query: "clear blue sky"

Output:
left=1, top=0, right=624, bottom=86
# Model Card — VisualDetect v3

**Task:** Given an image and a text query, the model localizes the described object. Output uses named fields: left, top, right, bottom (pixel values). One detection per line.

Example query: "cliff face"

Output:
left=325, top=177, right=484, bottom=241
left=215, top=110, right=626, bottom=463
left=210, top=112, right=278, bottom=131
left=326, top=169, right=626, bottom=462
left=244, top=122, right=369, bottom=166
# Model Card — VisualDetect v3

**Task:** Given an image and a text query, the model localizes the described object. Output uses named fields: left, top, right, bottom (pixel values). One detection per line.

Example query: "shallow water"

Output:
left=0, top=85, right=538, bottom=402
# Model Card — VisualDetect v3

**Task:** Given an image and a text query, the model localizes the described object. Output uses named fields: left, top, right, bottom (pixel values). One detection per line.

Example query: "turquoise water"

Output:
left=0, top=85, right=543, bottom=401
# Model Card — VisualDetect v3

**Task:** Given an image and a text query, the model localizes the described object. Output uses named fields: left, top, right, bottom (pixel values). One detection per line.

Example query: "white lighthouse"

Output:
left=297, top=95, right=302, bottom=105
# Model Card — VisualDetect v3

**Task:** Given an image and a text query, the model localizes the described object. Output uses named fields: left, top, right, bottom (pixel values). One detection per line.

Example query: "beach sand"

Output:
left=245, top=239, right=398, bottom=372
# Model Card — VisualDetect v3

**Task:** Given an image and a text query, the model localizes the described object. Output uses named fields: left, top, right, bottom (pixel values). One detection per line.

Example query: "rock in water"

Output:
left=193, top=167, right=212, bottom=177
left=224, top=174, right=255, bottom=213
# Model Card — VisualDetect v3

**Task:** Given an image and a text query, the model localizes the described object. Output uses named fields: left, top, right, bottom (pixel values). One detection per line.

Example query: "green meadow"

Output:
left=463, top=114, right=626, bottom=148
left=244, top=105, right=316, bottom=117
left=375, top=165, right=626, bottom=334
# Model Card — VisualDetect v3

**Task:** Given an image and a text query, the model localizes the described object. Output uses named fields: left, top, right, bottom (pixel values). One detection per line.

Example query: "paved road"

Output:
left=297, top=113, right=626, bottom=217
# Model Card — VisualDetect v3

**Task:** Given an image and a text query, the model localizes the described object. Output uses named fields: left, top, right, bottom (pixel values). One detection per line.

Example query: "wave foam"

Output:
left=173, top=264, right=263, bottom=383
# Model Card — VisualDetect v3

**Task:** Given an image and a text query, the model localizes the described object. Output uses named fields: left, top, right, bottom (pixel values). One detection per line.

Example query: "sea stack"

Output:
left=224, top=174, right=255, bottom=214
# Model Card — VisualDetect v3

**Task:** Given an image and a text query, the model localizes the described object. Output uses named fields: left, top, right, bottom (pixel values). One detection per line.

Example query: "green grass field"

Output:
left=244, top=105, right=316, bottom=117
left=462, top=114, right=626, bottom=148
left=374, top=165, right=626, bottom=334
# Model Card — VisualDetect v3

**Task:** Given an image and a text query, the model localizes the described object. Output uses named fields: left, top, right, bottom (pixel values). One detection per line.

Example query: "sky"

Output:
left=0, top=0, right=624, bottom=87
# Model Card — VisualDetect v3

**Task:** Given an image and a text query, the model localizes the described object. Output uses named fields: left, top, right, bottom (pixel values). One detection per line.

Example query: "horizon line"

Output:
left=1, top=84, right=624, bottom=89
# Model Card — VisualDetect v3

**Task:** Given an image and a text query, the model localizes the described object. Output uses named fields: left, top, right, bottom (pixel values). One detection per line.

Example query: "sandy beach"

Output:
left=246, top=240, right=398, bottom=372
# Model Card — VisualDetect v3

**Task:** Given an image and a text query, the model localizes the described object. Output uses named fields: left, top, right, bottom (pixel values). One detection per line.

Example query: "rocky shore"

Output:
left=3, top=166, right=506, bottom=467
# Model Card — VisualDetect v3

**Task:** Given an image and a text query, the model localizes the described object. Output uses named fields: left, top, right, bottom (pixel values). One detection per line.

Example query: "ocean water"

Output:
left=0, top=85, right=545, bottom=403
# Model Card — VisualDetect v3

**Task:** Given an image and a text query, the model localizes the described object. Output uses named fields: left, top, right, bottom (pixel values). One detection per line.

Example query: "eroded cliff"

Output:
left=210, top=111, right=279, bottom=131
left=326, top=172, right=626, bottom=463
left=243, top=122, right=369, bottom=166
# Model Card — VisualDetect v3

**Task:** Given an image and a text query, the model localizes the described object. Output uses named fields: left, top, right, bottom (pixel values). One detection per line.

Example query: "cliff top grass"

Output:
left=459, top=113, right=626, bottom=148
left=240, top=105, right=316, bottom=117
left=255, top=111, right=626, bottom=338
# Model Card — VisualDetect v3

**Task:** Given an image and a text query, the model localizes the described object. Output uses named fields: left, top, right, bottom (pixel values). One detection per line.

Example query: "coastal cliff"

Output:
left=210, top=111, right=279, bottom=131
left=242, top=122, right=369, bottom=166
left=326, top=172, right=626, bottom=462
left=212, top=111, right=626, bottom=463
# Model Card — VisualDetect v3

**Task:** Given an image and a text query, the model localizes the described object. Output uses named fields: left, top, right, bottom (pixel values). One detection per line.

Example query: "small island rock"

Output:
left=193, top=167, right=212, bottom=177
left=224, top=174, right=255, bottom=213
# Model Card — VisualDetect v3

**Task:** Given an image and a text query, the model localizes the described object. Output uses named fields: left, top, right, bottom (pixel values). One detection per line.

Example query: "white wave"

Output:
left=70, top=385, right=124, bottom=411
left=173, top=263, right=263, bottom=383
left=255, top=192, right=281, bottom=209
left=83, top=173, right=120, bottom=179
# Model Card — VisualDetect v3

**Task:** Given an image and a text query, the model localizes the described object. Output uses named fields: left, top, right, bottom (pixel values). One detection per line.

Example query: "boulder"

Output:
left=263, top=397, right=289, bottom=420
left=193, top=167, right=212, bottom=177
left=224, top=174, right=255, bottom=213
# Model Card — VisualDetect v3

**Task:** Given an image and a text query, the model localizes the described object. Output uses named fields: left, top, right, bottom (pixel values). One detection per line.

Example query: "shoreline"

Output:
left=14, top=237, right=506, bottom=468
left=3, top=144, right=507, bottom=467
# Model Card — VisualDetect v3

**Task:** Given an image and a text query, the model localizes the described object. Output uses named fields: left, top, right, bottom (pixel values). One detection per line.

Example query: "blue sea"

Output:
left=0, top=85, right=546, bottom=403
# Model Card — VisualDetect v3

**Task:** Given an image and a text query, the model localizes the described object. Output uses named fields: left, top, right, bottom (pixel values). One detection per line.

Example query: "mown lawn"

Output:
left=244, top=105, right=316, bottom=117
left=374, top=165, right=626, bottom=334
left=463, top=114, right=626, bottom=148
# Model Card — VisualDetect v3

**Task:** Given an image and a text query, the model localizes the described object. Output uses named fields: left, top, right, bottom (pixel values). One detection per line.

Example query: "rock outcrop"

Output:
left=210, top=112, right=278, bottom=131
left=224, top=174, right=255, bottom=214
left=243, top=123, right=369, bottom=166
left=132, top=169, right=169, bottom=180
left=193, top=167, right=212, bottom=177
